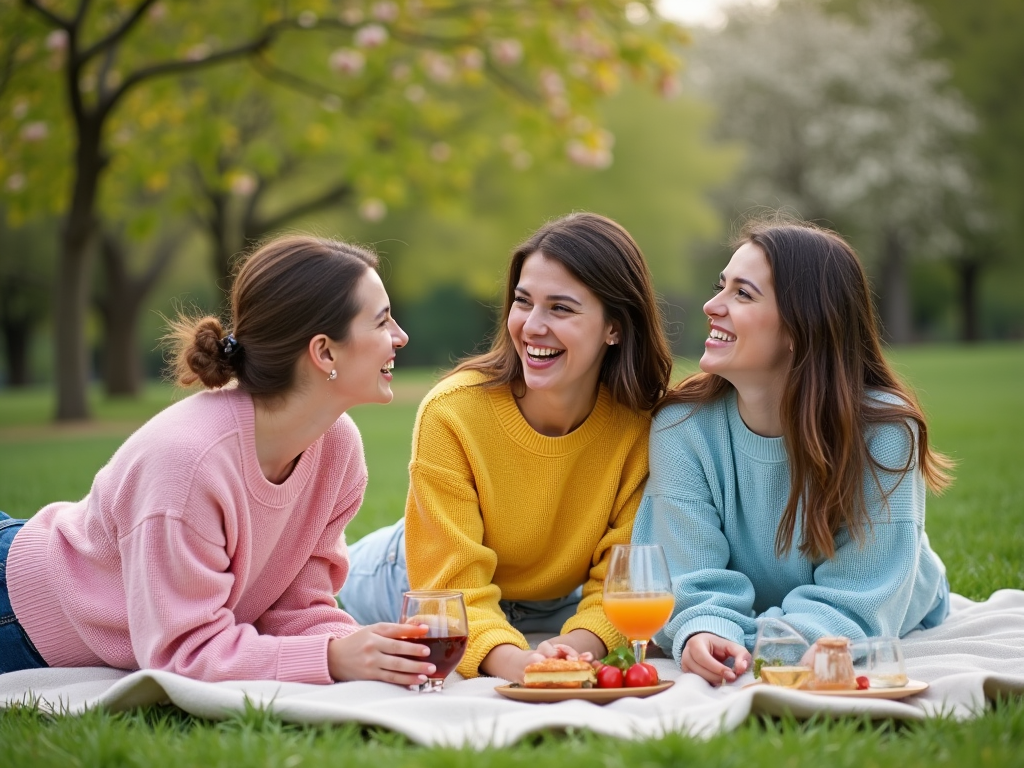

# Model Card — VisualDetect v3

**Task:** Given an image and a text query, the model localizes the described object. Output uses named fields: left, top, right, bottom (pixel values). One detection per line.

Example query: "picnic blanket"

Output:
left=2, top=589, right=1023, bottom=748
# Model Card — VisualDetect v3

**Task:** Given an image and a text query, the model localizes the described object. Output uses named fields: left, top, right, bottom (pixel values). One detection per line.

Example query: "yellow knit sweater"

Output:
left=404, top=369, right=651, bottom=678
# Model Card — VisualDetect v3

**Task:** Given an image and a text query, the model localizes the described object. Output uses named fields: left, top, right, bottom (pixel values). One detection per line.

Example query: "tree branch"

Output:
left=21, top=0, right=72, bottom=30
left=0, top=33, right=24, bottom=100
left=74, top=0, right=93, bottom=25
left=80, top=0, right=160, bottom=65
left=251, top=182, right=353, bottom=237
left=103, top=20, right=297, bottom=114
left=251, top=53, right=339, bottom=100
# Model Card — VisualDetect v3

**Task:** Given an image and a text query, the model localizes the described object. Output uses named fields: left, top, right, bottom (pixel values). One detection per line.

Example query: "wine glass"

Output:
left=752, top=618, right=812, bottom=688
left=399, top=590, right=468, bottom=692
left=603, top=544, right=673, bottom=665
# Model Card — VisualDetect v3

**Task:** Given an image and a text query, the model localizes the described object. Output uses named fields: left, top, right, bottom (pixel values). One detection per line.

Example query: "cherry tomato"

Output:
left=624, top=663, right=657, bottom=688
left=639, top=662, right=659, bottom=684
left=596, top=664, right=624, bottom=689
left=856, top=675, right=870, bottom=690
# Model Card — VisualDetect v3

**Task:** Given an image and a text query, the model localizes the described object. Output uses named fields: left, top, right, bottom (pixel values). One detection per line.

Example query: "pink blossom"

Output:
left=658, top=74, right=682, bottom=100
left=298, top=10, right=318, bottom=28
left=355, top=24, right=388, bottom=48
left=340, top=7, right=364, bottom=25
left=20, top=121, right=49, bottom=142
left=46, top=30, right=68, bottom=51
left=404, top=84, right=426, bottom=103
left=231, top=173, right=257, bottom=196
left=371, top=2, right=399, bottom=22
left=458, top=47, right=485, bottom=71
left=185, top=43, right=210, bottom=61
left=490, top=39, right=523, bottom=66
left=359, top=198, right=387, bottom=222
left=423, top=52, right=455, bottom=83
left=148, top=3, right=167, bottom=20
left=539, top=68, right=565, bottom=98
left=5, top=173, right=26, bottom=192
left=566, top=131, right=614, bottom=169
left=429, top=142, right=451, bottom=162
left=329, top=48, right=365, bottom=76
left=511, top=150, right=532, bottom=171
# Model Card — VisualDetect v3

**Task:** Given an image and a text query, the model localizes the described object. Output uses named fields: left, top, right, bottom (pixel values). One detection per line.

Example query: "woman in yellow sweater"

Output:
left=340, top=212, right=673, bottom=682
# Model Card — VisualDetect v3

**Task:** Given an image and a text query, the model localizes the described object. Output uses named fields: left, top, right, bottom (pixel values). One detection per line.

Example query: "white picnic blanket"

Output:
left=2, top=590, right=1023, bottom=748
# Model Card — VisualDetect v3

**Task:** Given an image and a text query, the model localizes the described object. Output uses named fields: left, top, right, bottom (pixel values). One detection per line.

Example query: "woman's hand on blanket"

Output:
left=327, top=623, right=435, bottom=685
left=480, top=631, right=602, bottom=683
left=681, top=632, right=751, bottom=686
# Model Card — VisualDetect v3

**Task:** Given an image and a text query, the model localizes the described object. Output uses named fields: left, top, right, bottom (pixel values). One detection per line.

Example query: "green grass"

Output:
left=1, top=344, right=1022, bottom=765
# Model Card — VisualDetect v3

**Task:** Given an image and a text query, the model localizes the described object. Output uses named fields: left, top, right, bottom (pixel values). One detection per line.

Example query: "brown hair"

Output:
left=451, top=212, right=673, bottom=412
left=657, top=218, right=953, bottom=560
left=165, top=235, right=378, bottom=397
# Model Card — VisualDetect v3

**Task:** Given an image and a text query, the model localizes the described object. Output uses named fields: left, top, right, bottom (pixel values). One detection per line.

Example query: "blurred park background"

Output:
left=1, top=0, right=1022, bottom=422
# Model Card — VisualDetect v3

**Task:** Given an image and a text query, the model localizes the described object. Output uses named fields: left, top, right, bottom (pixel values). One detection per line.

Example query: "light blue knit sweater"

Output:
left=633, top=389, right=949, bottom=664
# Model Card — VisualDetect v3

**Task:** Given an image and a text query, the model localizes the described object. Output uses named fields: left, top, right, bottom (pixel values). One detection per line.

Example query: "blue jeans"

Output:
left=0, top=512, right=48, bottom=673
left=339, top=518, right=582, bottom=633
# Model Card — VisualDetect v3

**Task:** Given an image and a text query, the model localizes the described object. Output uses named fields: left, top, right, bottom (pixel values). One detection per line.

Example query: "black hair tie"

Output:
left=221, top=333, right=241, bottom=358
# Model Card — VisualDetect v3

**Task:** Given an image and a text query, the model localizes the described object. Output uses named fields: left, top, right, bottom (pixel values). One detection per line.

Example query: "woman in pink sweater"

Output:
left=0, top=234, right=437, bottom=686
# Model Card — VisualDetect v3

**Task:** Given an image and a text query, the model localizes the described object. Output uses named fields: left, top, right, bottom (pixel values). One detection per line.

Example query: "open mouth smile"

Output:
left=708, top=328, right=736, bottom=342
left=526, top=344, right=565, bottom=362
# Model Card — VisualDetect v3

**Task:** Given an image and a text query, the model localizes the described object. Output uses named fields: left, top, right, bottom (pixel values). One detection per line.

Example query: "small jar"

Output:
left=807, top=637, right=857, bottom=690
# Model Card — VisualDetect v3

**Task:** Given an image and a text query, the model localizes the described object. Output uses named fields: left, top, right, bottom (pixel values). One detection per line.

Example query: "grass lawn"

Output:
left=1, top=344, right=1022, bottom=766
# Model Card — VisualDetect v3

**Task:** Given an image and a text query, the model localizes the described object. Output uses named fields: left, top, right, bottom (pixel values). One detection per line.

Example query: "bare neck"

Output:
left=514, top=385, right=600, bottom=437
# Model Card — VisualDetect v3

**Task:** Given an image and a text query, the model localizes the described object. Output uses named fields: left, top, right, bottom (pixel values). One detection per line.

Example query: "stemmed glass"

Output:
left=399, top=590, right=469, bottom=692
left=603, top=544, right=673, bottom=665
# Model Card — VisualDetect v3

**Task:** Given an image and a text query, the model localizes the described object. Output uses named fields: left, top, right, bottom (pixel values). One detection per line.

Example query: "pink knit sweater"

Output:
left=8, top=388, right=364, bottom=684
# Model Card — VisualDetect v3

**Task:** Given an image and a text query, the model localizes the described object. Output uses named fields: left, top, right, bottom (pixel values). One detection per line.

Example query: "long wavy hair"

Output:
left=657, top=219, right=953, bottom=560
left=450, top=212, right=673, bottom=412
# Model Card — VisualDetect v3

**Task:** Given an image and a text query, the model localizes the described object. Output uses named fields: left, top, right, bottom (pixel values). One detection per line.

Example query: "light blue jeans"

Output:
left=339, top=518, right=582, bottom=633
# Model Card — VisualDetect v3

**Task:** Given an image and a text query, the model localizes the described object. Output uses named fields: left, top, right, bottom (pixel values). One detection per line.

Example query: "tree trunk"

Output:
left=879, top=228, right=913, bottom=344
left=956, top=258, right=981, bottom=343
left=97, top=233, right=179, bottom=397
left=1, top=315, right=32, bottom=387
left=54, top=113, right=105, bottom=420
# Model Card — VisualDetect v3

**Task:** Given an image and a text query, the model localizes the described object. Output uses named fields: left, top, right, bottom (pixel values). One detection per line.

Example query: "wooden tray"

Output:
left=495, top=681, right=674, bottom=704
left=744, top=679, right=928, bottom=700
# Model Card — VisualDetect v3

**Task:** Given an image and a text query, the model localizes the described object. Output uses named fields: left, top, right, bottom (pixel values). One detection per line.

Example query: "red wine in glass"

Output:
left=401, top=635, right=468, bottom=680
left=399, top=590, right=469, bottom=692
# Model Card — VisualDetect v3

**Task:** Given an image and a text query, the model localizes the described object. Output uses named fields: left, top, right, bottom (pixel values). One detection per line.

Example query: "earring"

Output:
left=327, top=369, right=337, bottom=381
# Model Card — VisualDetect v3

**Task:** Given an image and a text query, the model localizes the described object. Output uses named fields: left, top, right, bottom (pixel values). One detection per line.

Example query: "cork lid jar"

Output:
left=807, top=636, right=857, bottom=690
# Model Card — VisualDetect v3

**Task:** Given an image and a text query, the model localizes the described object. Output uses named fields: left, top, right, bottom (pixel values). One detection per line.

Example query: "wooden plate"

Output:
left=744, top=679, right=928, bottom=700
left=495, top=681, right=674, bottom=704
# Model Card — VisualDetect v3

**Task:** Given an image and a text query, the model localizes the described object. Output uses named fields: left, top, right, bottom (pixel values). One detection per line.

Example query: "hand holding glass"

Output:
left=603, top=544, right=673, bottom=664
left=399, top=590, right=468, bottom=692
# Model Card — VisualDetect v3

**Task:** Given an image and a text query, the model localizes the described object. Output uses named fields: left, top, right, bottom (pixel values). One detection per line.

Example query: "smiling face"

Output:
left=332, top=269, right=408, bottom=406
left=701, top=241, right=792, bottom=391
left=507, top=252, right=618, bottom=401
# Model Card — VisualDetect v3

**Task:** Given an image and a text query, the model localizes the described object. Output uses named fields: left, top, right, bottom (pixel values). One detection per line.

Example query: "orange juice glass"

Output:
left=603, top=544, right=673, bottom=664
left=603, top=592, right=674, bottom=641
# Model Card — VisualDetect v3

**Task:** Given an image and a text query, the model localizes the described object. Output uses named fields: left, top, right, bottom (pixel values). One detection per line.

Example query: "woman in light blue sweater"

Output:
left=633, top=219, right=953, bottom=685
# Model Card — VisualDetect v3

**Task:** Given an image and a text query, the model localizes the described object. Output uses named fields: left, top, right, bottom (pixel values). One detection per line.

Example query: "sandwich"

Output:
left=522, top=658, right=597, bottom=689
